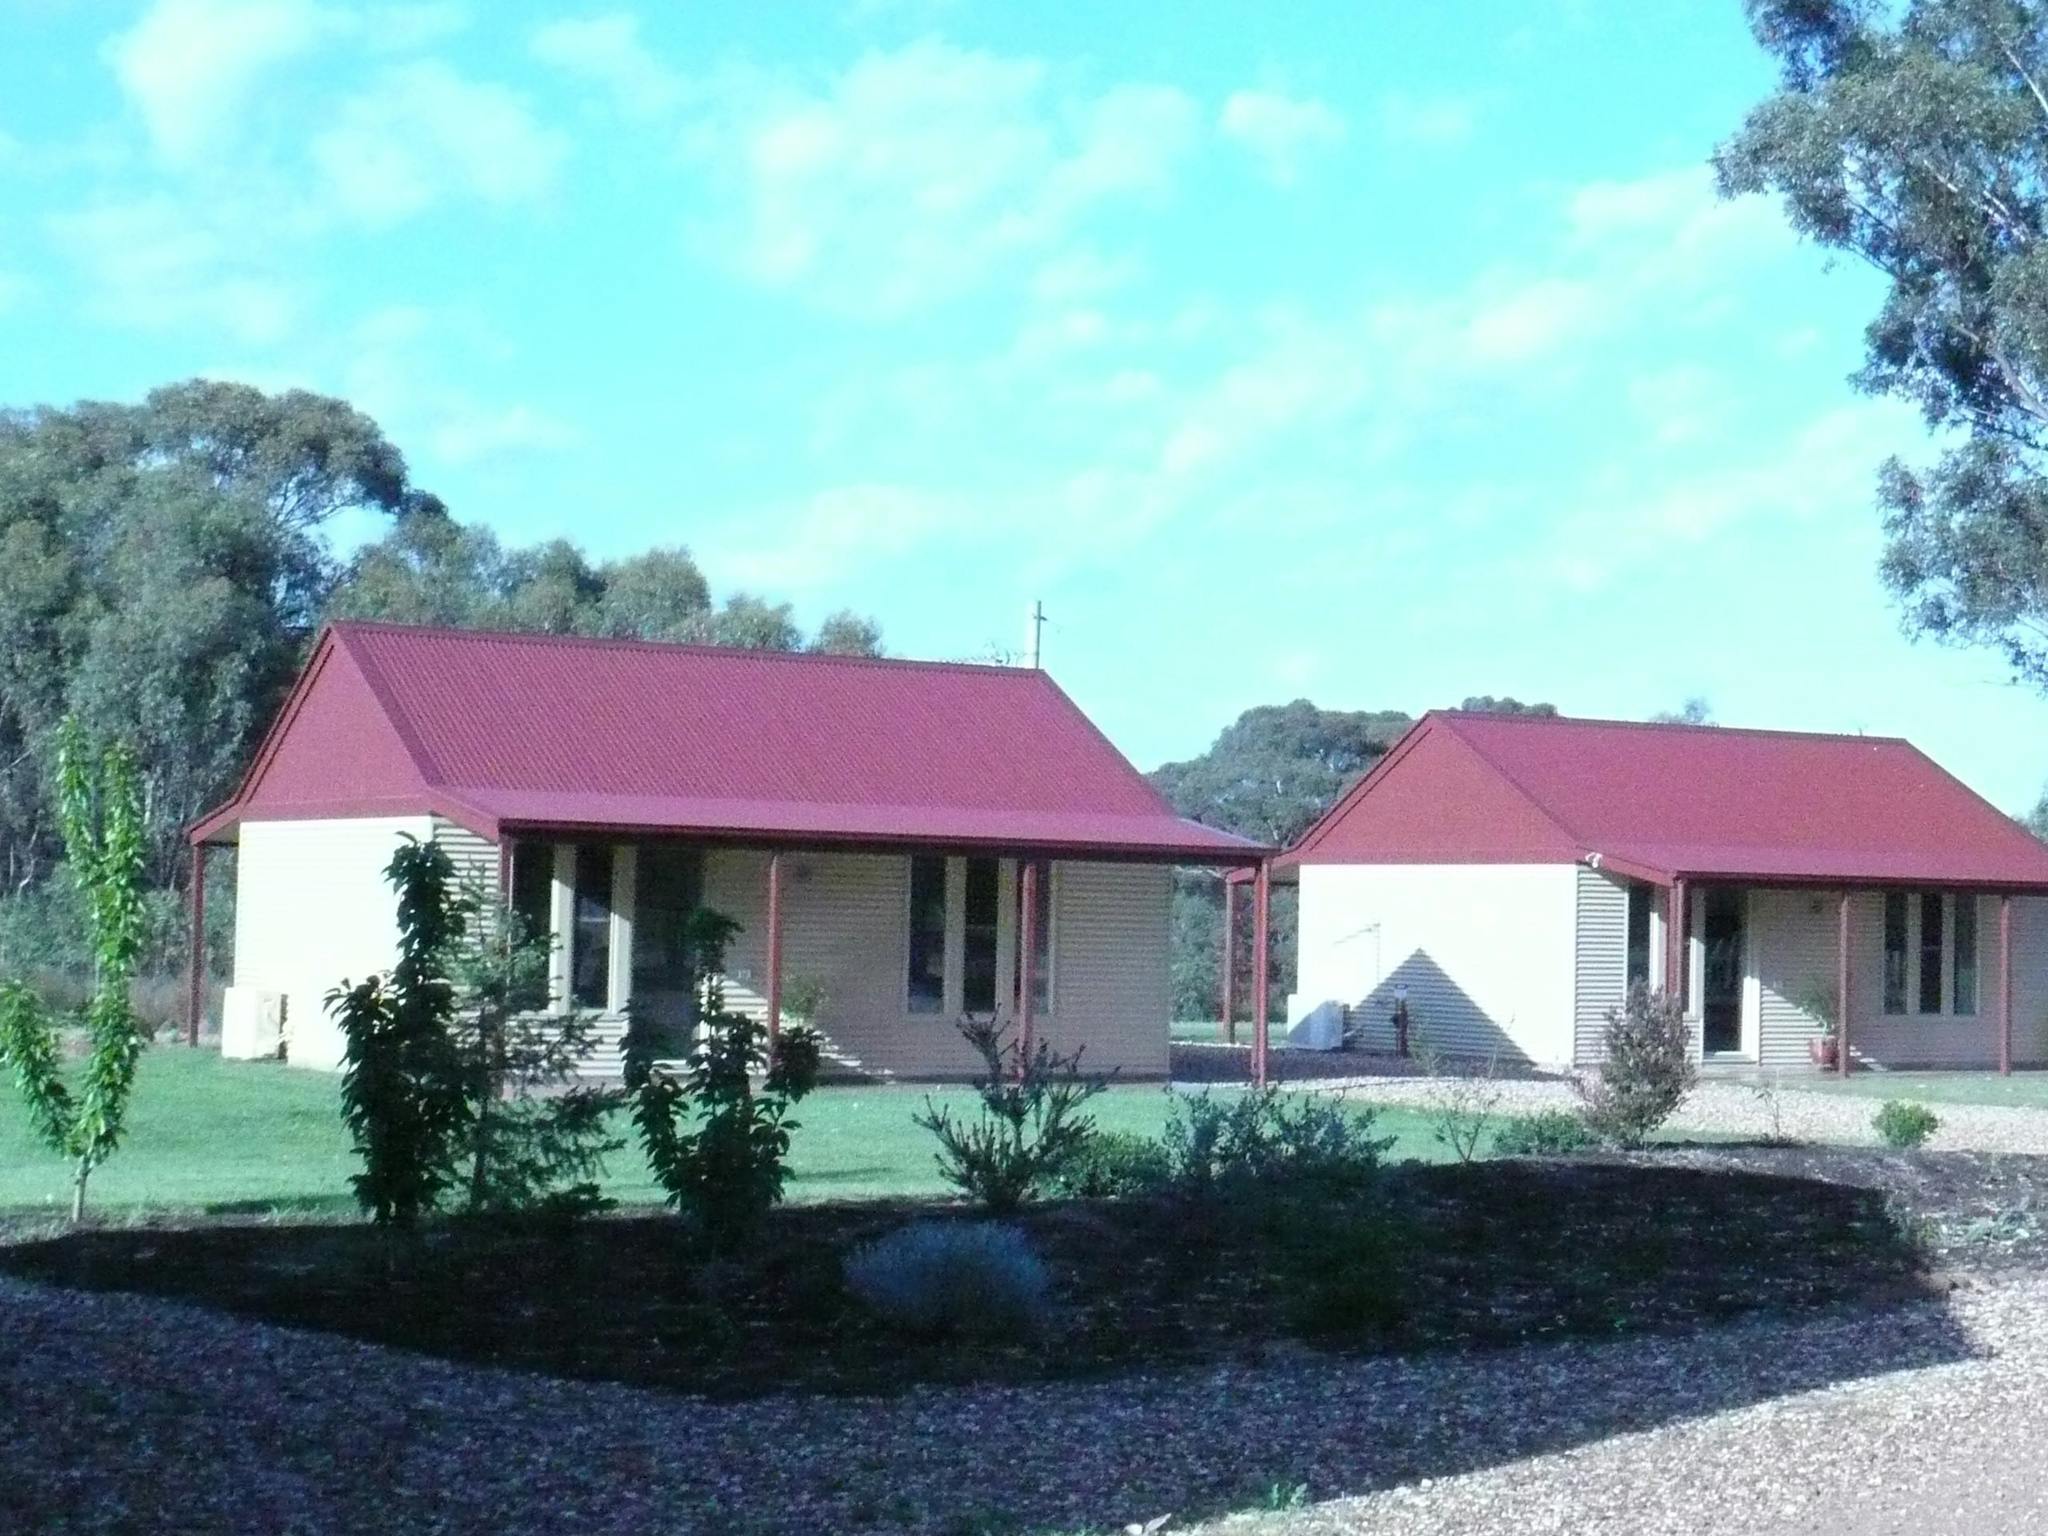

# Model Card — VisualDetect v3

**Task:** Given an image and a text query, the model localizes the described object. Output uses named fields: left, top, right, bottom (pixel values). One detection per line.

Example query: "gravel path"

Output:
left=1317, top=1075, right=2048, bottom=1154
left=2, top=1263, right=2039, bottom=1535
left=1229, top=1276, right=2048, bottom=1536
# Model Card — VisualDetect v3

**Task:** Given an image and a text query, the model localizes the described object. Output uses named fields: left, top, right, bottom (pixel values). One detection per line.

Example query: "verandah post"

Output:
left=1837, top=889, right=1852, bottom=1078
left=1251, top=860, right=1271, bottom=1088
left=765, top=849, right=783, bottom=1048
left=1221, top=875, right=1238, bottom=1045
left=185, top=841, right=206, bottom=1047
left=2001, top=892, right=2014, bottom=1077
left=1019, top=858, right=1038, bottom=1060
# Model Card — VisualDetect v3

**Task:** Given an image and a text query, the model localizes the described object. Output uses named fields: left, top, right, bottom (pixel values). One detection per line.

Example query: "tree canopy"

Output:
left=0, top=381, right=880, bottom=892
left=1721, top=0, right=2048, bottom=685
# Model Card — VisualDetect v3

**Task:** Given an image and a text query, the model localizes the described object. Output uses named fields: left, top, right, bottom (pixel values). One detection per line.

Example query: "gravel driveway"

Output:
left=0, top=1260, right=2031, bottom=1535
left=1323, top=1075, right=2048, bottom=1154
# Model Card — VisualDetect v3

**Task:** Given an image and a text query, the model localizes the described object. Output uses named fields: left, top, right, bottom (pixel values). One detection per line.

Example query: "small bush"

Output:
left=1162, top=1087, right=1394, bottom=1194
left=1575, top=983, right=1696, bottom=1148
left=1047, top=1129, right=1171, bottom=1198
left=915, top=1018, right=1108, bottom=1213
left=1492, top=1109, right=1598, bottom=1157
left=1874, top=1100, right=1940, bottom=1150
left=844, top=1220, right=1050, bottom=1337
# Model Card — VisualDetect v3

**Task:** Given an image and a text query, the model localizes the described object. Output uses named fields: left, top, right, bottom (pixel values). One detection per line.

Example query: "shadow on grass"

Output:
left=0, top=1160, right=1984, bottom=1535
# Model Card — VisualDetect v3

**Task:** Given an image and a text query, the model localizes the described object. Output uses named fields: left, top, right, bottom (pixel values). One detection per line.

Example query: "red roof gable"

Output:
left=194, top=622, right=1260, bottom=862
left=1284, top=710, right=2048, bottom=890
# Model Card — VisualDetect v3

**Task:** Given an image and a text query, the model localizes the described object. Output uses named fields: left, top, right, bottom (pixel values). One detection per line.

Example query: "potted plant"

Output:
left=1787, top=977, right=1840, bottom=1069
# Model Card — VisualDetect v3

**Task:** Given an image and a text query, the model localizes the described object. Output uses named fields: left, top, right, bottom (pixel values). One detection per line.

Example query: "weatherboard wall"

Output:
left=1294, top=862, right=1580, bottom=1067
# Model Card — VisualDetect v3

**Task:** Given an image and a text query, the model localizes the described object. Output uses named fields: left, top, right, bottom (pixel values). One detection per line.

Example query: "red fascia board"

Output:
left=492, top=818, right=1266, bottom=867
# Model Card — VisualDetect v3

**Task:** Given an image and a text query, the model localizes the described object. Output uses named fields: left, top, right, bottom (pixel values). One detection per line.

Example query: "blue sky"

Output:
left=4, top=0, right=2046, bottom=810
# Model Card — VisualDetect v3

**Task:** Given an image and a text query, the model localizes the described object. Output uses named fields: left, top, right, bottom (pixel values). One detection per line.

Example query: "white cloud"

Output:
left=51, top=195, right=298, bottom=343
left=313, top=62, right=568, bottom=225
left=531, top=13, right=683, bottom=117
left=1219, top=89, right=1345, bottom=185
left=363, top=3, right=469, bottom=50
left=432, top=403, right=580, bottom=464
left=721, top=484, right=958, bottom=589
left=701, top=41, right=1197, bottom=315
left=1378, top=91, right=1479, bottom=148
left=105, top=0, right=344, bottom=164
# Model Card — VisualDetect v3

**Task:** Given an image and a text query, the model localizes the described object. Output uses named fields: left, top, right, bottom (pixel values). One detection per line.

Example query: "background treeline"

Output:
left=0, top=380, right=881, bottom=1011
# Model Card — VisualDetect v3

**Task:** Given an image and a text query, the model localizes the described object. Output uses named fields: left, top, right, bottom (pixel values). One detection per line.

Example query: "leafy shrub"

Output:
left=1278, top=1207, right=1408, bottom=1337
left=0, top=720, right=153, bottom=1222
left=1874, top=1100, right=1940, bottom=1150
left=452, top=894, right=623, bottom=1217
left=915, top=1018, right=1108, bottom=1213
left=844, top=1220, right=1050, bottom=1337
left=1161, top=1087, right=1394, bottom=1194
left=327, top=837, right=472, bottom=1227
left=1575, top=983, right=1696, bottom=1148
left=625, top=910, right=822, bottom=1249
left=1047, top=1129, right=1171, bottom=1199
left=1492, top=1109, right=1598, bottom=1157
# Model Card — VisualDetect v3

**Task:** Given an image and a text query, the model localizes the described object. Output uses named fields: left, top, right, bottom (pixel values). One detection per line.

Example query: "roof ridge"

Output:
left=1436, top=709, right=1910, bottom=747
left=325, top=619, right=1039, bottom=680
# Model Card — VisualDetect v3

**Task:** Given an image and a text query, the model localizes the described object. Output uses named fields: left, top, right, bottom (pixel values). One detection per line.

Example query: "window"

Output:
left=1015, top=862, right=1053, bottom=1014
left=961, top=857, right=1000, bottom=1015
left=1918, top=892, right=1944, bottom=1015
left=632, top=846, right=702, bottom=993
left=1625, top=883, right=1653, bottom=988
left=570, top=845, right=614, bottom=1010
left=906, top=855, right=1055, bottom=1018
left=510, top=840, right=553, bottom=946
left=1954, top=894, right=1979, bottom=1017
left=1883, top=891, right=1909, bottom=1015
left=907, top=856, right=947, bottom=1014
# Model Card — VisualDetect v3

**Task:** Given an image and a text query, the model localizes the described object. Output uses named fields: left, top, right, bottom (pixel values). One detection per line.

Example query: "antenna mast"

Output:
left=1024, top=600, right=1046, bottom=669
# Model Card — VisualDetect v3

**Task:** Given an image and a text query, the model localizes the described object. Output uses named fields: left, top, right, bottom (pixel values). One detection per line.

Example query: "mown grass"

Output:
left=0, top=1046, right=1454, bottom=1220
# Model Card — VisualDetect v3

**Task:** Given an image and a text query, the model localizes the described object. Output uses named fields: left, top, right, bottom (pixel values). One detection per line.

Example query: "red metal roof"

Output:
left=193, top=622, right=1261, bottom=862
left=1283, top=710, right=2048, bottom=889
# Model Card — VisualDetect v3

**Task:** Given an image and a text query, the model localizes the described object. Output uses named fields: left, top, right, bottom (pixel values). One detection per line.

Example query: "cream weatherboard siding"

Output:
left=701, top=850, right=1171, bottom=1080
left=1748, top=889, right=2048, bottom=1070
left=1292, top=863, right=1581, bottom=1067
left=231, top=815, right=434, bottom=1071
left=1572, top=867, right=1629, bottom=1067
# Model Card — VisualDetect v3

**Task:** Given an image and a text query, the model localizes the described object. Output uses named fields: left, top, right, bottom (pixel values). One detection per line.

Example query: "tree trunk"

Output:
left=71, top=1160, right=89, bottom=1223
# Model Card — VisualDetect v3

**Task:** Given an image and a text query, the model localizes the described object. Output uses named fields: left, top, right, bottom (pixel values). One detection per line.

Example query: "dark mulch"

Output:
left=1626, top=1142, right=2048, bottom=1270
left=0, top=1160, right=1932, bottom=1400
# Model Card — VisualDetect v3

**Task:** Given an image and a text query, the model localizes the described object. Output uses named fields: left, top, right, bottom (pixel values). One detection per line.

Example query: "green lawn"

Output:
left=0, top=1047, right=1453, bottom=1220
left=1792, top=1068, right=2048, bottom=1109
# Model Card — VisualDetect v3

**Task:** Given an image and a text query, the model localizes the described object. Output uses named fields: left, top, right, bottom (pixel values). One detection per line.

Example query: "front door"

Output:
left=1701, top=887, right=1745, bottom=1054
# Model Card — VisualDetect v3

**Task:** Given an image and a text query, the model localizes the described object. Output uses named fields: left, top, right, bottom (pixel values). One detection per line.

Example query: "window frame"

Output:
left=1880, top=890, right=1980, bottom=1021
left=903, top=854, right=1053, bottom=1020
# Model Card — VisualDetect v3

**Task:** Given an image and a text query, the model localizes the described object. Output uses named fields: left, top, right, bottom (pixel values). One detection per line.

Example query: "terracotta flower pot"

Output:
left=1809, top=1035, right=1839, bottom=1069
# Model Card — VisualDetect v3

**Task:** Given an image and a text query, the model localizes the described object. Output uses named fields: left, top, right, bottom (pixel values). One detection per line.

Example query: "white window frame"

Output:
left=545, top=840, right=633, bottom=1016
left=1880, top=890, right=1981, bottom=1021
left=902, top=855, right=1056, bottom=1020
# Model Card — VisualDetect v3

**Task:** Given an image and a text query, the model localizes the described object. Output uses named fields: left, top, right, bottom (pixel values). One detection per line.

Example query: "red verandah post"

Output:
left=1220, top=876, right=1238, bottom=1045
left=1837, top=889, right=1852, bottom=1078
left=2001, top=893, right=2014, bottom=1077
left=1251, top=860, right=1271, bottom=1088
left=185, top=842, right=206, bottom=1046
left=765, top=850, right=783, bottom=1048
left=1019, top=858, right=1039, bottom=1061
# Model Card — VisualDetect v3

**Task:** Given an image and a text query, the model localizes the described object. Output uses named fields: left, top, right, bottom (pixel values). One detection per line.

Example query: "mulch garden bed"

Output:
left=1627, top=1143, right=2048, bottom=1271
left=0, top=1158, right=1934, bottom=1400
